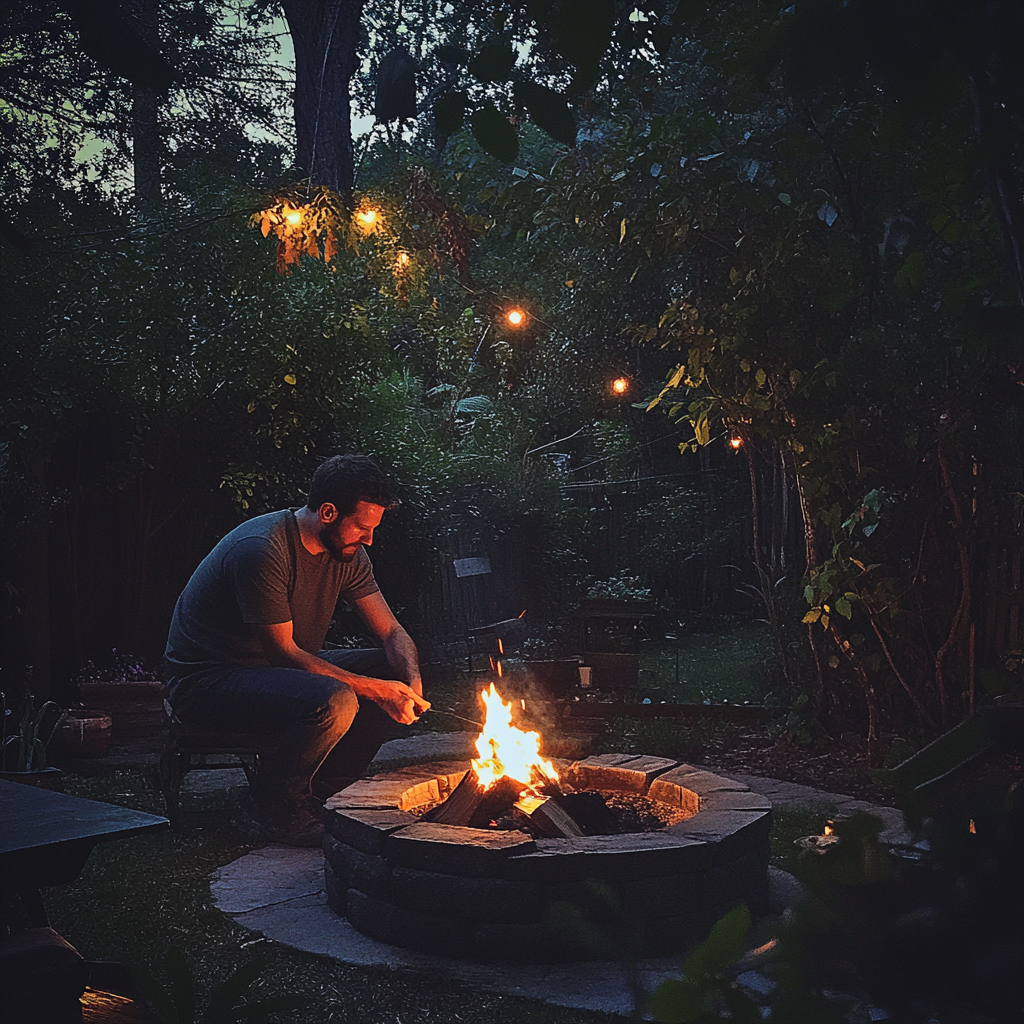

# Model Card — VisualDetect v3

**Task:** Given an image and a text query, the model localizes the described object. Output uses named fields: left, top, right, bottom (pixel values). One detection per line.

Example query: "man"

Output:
left=164, top=455, right=429, bottom=845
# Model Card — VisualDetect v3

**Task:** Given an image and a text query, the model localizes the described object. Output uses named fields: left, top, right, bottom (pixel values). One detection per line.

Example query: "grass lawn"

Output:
left=635, top=624, right=776, bottom=705
left=43, top=768, right=828, bottom=1023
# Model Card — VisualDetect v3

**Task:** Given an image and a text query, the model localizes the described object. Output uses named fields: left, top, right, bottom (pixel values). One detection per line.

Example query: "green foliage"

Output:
left=128, top=947, right=308, bottom=1023
left=649, top=905, right=760, bottom=1023
left=0, top=692, right=63, bottom=771
left=586, top=574, right=651, bottom=601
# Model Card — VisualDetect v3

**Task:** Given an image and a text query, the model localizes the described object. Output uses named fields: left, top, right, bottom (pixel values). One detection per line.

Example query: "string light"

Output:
left=396, top=251, right=410, bottom=267
left=356, top=208, right=378, bottom=229
left=729, top=435, right=743, bottom=449
left=506, top=308, right=525, bottom=326
left=284, top=207, right=302, bottom=227
left=611, top=376, right=630, bottom=396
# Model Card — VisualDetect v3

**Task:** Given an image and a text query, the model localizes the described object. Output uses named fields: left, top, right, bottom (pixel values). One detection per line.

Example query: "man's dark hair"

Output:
left=306, top=455, right=397, bottom=516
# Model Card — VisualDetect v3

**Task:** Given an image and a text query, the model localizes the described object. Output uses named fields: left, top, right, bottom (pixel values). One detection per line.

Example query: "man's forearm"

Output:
left=381, top=627, right=422, bottom=694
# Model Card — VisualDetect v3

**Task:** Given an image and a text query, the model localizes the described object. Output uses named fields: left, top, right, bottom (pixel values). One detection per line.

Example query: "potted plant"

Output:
left=77, top=651, right=166, bottom=739
left=1, top=691, right=65, bottom=788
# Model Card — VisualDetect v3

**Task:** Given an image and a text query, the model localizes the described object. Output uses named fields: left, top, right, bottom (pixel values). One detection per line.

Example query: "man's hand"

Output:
left=349, top=677, right=430, bottom=725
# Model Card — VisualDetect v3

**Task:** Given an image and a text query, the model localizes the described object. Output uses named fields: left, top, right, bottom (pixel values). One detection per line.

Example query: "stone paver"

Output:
left=205, top=734, right=915, bottom=1016
left=721, top=772, right=913, bottom=845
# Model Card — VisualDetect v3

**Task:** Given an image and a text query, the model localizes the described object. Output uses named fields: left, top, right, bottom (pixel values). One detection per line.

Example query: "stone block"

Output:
left=386, top=822, right=535, bottom=877
left=389, top=905, right=472, bottom=957
left=667, top=808, right=771, bottom=859
left=564, top=754, right=679, bottom=794
left=410, top=760, right=472, bottom=797
left=347, top=847, right=391, bottom=900
left=323, top=856, right=346, bottom=915
left=322, top=833, right=352, bottom=884
left=324, top=779, right=409, bottom=809
left=700, top=790, right=773, bottom=813
left=645, top=779, right=701, bottom=816
left=389, top=866, right=543, bottom=923
left=650, top=766, right=749, bottom=800
left=503, top=833, right=712, bottom=882
left=323, top=808, right=418, bottom=855
left=346, top=888, right=393, bottom=943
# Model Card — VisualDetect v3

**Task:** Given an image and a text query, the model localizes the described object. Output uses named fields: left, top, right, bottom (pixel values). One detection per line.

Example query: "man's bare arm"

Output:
left=352, top=592, right=423, bottom=696
left=254, top=621, right=428, bottom=724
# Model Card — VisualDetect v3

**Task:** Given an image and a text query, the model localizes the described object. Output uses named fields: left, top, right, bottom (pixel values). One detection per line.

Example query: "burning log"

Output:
left=420, top=769, right=522, bottom=828
left=513, top=794, right=585, bottom=838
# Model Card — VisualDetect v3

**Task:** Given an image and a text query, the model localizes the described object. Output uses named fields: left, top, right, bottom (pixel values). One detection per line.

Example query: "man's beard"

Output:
left=319, top=525, right=359, bottom=563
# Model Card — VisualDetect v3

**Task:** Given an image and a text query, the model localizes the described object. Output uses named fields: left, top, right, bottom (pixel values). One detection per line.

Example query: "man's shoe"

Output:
left=242, top=803, right=324, bottom=847
left=260, top=811, right=323, bottom=848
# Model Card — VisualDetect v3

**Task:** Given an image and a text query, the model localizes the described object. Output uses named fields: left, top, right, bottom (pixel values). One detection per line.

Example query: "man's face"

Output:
left=319, top=500, right=385, bottom=562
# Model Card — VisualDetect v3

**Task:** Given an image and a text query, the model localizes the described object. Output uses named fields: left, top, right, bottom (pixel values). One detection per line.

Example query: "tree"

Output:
left=281, top=0, right=364, bottom=199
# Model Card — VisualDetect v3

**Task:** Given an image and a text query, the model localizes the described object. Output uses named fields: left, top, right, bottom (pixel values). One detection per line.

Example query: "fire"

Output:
left=472, top=683, right=558, bottom=793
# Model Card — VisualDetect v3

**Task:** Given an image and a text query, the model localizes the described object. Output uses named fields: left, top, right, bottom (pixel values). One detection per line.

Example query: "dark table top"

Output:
left=0, top=780, right=168, bottom=884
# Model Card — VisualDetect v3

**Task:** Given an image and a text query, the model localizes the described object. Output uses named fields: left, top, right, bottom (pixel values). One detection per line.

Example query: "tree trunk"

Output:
left=282, top=0, right=364, bottom=202
left=130, top=0, right=161, bottom=214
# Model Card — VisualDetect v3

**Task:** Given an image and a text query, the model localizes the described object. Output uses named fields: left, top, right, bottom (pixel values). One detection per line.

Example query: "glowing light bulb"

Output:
left=356, top=208, right=378, bottom=228
left=396, top=251, right=410, bottom=267
left=284, top=207, right=302, bottom=227
left=729, top=436, right=743, bottom=449
left=611, top=376, right=629, bottom=395
left=506, top=308, right=526, bottom=326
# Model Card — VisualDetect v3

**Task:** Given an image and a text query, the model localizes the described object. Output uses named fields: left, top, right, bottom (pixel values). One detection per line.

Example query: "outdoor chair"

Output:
left=154, top=700, right=276, bottom=827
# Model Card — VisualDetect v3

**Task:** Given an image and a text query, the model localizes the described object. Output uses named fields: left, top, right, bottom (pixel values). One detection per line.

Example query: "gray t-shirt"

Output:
left=164, top=508, right=379, bottom=682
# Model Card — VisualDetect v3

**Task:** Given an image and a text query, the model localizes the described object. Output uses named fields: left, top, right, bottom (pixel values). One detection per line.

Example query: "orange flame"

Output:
left=472, top=683, right=558, bottom=793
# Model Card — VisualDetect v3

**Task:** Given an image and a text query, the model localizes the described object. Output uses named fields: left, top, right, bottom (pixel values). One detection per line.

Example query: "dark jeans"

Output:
left=169, top=649, right=399, bottom=810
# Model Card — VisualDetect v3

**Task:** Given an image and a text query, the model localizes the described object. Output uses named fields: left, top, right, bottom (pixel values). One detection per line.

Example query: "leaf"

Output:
left=260, top=214, right=270, bottom=237
left=778, top=192, right=792, bottom=205
left=895, top=251, right=925, bottom=290
left=323, top=229, right=338, bottom=263
left=283, top=374, right=296, bottom=385
left=755, top=368, right=767, bottom=386
left=513, top=81, right=577, bottom=146
left=468, top=41, right=516, bottom=82
left=434, top=91, right=467, bottom=137
left=455, top=396, right=494, bottom=415
left=619, top=217, right=628, bottom=244
left=247, top=400, right=257, bottom=414
left=835, top=596, right=852, bottom=619
left=470, top=104, right=519, bottom=162
left=682, top=904, right=751, bottom=982
left=648, top=978, right=704, bottom=1023
left=802, top=609, right=821, bottom=624
left=693, top=415, right=710, bottom=447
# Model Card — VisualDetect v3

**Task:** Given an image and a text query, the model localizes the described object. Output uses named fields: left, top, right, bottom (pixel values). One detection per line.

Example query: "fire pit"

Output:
left=322, top=688, right=771, bottom=962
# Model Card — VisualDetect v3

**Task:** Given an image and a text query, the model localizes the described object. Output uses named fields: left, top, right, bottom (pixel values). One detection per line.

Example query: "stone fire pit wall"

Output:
left=322, top=755, right=771, bottom=963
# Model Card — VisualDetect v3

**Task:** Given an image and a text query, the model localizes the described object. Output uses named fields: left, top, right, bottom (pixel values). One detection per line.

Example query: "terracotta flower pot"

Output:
left=54, top=709, right=113, bottom=758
